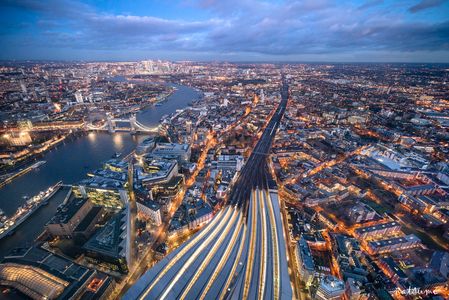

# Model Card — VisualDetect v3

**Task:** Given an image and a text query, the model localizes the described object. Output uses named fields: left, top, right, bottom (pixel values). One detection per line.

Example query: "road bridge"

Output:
left=86, top=114, right=159, bottom=133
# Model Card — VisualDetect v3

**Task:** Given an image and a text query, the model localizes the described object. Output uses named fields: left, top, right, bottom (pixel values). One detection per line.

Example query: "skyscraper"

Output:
left=75, top=91, right=84, bottom=103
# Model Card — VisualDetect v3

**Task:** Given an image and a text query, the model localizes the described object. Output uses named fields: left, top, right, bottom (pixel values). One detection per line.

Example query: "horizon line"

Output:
left=1, top=59, right=449, bottom=65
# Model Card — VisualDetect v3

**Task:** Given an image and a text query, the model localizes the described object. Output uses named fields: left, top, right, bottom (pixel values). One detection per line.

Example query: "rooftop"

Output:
left=319, top=275, right=345, bottom=292
left=1, top=247, right=111, bottom=300
left=74, top=206, right=103, bottom=233
left=355, top=221, right=400, bottom=234
left=83, top=208, right=128, bottom=260
left=369, top=234, right=420, bottom=248
left=297, top=237, right=315, bottom=271
left=48, top=198, right=87, bottom=225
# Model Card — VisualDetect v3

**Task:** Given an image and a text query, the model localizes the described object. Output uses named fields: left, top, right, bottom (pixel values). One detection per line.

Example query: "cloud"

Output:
left=409, top=0, right=447, bottom=13
left=1, top=0, right=449, bottom=61
left=358, top=0, right=384, bottom=10
left=1, top=0, right=93, bottom=17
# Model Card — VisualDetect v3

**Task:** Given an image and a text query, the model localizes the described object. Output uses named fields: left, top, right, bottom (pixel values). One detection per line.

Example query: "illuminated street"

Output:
left=124, top=82, right=293, bottom=299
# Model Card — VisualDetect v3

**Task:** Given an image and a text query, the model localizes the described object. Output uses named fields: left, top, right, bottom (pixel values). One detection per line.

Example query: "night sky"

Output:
left=1, top=0, right=448, bottom=62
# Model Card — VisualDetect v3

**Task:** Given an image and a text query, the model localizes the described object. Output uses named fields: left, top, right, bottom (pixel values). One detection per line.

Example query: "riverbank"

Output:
left=0, top=83, right=202, bottom=258
left=0, top=131, right=85, bottom=176
left=0, top=161, right=46, bottom=189
left=0, top=181, right=62, bottom=241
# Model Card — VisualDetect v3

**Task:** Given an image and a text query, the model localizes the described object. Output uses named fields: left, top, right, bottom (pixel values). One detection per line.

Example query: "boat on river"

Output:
left=0, top=181, right=62, bottom=240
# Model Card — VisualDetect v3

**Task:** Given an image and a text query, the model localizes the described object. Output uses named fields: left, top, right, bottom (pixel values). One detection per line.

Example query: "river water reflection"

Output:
left=0, top=83, right=201, bottom=258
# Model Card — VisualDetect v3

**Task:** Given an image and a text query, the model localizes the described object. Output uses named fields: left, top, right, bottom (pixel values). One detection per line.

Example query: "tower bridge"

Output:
left=86, top=114, right=159, bottom=134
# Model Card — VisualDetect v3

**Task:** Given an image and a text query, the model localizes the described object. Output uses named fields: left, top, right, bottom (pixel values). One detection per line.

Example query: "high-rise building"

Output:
left=75, top=90, right=84, bottom=103
left=20, top=81, right=27, bottom=94
left=296, top=236, right=316, bottom=287
left=83, top=207, right=131, bottom=274
left=185, top=120, right=192, bottom=134
left=315, top=275, right=345, bottom=300
left=143, top=60, right=154, bottom=73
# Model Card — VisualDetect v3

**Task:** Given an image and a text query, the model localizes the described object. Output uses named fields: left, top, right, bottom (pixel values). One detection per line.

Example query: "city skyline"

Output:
left=0, top=59, right=448, bottom=299
left=1, top=0, right=449, bottom=62
left=0, top=1, right=449, bottom=299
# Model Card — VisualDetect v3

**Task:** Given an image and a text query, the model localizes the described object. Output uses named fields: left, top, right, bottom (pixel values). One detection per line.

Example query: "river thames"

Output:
left=0, top=83, right=201, bottom=258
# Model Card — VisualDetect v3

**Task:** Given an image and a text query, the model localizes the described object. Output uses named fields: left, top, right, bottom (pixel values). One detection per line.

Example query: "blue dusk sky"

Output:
left=0, top=0, right=448, bottom=62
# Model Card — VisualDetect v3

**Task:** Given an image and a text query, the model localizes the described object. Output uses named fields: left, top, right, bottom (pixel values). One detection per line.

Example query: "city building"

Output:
left=345, top=278, right=364, bottom=300
left=168, top=195, right=213, bottom=236
left=3, top=131, right=32, bottom=146
left=295, top=236, right=316, bottom=287
left=0, top=246, right=113, bottom=300
left=367, top=234, right=421, bottom=254
left=429, top=251, right=449, bottom=279
left=75, top=185, right=128, bottom=209
left=73, top=206, right=104, bottom=240
left=213, top=154, right=244, bottom=171
left=315, top=275, right=345, bottom=300
left=354, top=221, right=401, bottom=240
left=137, top=200, right=162, bottom=226
left=348, top=204, right=377, bottom=224
left=152, top=143, right=191, bottom=162
left=135, top=137, right=156, bottom=155
left=378, top=257, right=408, bottom=285
left=75, top=90, right=84, bottom=103
left=83, top=207, right=131, bottom=274
left=137, top=158, right=178, bottom=187
left=46, top=198, right=93, bottom=238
